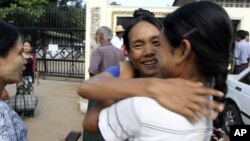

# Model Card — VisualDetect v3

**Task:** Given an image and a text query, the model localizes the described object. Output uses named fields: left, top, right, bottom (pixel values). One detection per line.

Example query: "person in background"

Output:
left=89, top=26, right=125, bottom=77
left=82, top=1, right=233, bottom=141
left=16, top=40, right=40, bottom=116
left=84, top=26, right=125, bottom=141
left=0, top=21, right=28, bottom=141
left=233, top=30, right=250, bottom=74
left=111, top=25, right=125, bottom=50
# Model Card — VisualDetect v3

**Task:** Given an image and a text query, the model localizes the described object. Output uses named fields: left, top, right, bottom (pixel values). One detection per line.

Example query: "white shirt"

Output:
left=111, top=36, right=123, bottom=49
left=99, top=97, right=213, bottom=141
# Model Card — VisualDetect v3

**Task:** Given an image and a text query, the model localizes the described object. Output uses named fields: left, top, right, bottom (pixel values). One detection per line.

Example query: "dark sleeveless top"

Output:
left=23, top=54, right=36, bottom=83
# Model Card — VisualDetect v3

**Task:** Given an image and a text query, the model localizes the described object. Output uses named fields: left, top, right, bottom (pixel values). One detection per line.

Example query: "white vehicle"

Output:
left=223, top=67, right=250, bottom=134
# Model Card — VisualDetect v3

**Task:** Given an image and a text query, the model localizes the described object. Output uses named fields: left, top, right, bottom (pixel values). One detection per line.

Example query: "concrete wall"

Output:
left=225, top=7, right=250, bottom=31
left=84, top=0, right=109, bottom=79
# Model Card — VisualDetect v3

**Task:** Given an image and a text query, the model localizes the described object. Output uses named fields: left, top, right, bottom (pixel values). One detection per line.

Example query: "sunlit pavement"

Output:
left=6, top=79, right=85, bottom=141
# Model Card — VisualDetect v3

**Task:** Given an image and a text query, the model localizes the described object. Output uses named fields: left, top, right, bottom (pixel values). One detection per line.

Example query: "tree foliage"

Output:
left=0, top=0, right=48, bottom=21
left=0, top=0, right=85, bottom=26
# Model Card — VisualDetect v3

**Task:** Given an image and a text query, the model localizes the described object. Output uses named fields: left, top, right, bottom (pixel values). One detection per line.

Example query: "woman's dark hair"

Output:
left=23, top=40, right=32, bottom=45
left=162, top=1, right=233, bottom=140
left=23, top=40, right=33, bottom=48
left=0, top=21, right=20, bottom=57
left=123, top=8, right=162, bottom=52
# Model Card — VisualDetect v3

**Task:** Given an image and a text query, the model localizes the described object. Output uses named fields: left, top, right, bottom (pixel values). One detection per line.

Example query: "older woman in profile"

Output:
left=0, top=21, right=28, bottom=141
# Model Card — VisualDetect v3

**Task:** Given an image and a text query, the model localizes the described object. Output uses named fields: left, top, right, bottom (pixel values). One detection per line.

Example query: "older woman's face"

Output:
left=0, top=38, right=26, bottom=83
left=128, top=21, right=160, bottom=77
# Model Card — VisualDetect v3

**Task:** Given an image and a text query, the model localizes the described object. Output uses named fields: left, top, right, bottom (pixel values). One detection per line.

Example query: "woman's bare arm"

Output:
left=77, top=72, right=148, bottom=101
left=78, top=72, right=224, bottom=121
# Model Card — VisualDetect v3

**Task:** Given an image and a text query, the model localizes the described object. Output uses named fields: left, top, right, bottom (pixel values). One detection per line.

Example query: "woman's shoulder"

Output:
left=0, top=100, right=10, bottom=112
left=0, top=101, right=27, bottom=140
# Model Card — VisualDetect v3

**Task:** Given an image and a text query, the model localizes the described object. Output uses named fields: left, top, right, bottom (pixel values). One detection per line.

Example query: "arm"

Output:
left=1, top=88, right=9, bottom=100
left=83, top=102, right=108, bottom=133
left=84, top=98, right=140, bottom=140
left=77, top=72, right=148, bottom=101
left=234, top=44, right=240, bottom=59
left=78, top=75, right=224, bottom=121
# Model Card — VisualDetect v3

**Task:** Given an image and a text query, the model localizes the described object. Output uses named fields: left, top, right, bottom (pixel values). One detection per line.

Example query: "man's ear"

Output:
left=96, top=35, right=104, bottom=44
left=99, top=35, right=104, bottom=40
left=174, top=39, right=192, bottom=64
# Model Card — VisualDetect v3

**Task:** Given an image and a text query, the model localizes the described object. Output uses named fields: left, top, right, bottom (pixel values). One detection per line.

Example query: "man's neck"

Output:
left=100, top=42, right=111, bottom=47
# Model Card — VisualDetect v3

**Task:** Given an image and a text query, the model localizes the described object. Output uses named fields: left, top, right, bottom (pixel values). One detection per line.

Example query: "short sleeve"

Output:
left=98, top=98, right=141, bottom=141
left=105, top=66, right=120, bottom=77
left=88, top=49, right=102, bottom=75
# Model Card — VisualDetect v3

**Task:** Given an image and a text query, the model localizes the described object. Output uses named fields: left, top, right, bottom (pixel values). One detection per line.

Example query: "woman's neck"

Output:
left=0, top=81, right=6, bottom=98
left=178, top=60, right=206, bottom=84
left=22, top=52, right=31, bottom=58
left=180, top=68, right=206, bottom=84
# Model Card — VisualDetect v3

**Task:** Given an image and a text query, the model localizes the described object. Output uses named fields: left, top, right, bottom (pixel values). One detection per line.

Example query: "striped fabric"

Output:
left=89, top=43, right=125, bottom=75
left=99, top=97, right=213, bottom=141
left=4, top=94, right=38, bottom=112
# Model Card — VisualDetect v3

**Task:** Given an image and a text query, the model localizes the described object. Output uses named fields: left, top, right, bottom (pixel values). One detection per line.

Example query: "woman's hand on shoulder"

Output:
left=146, top=78, right=224, bottom=122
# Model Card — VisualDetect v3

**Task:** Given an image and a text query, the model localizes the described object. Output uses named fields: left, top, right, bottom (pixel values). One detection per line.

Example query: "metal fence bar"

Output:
left=2, top=8, right=86, bottom=79
left=37, top=59, right=84, bottom=78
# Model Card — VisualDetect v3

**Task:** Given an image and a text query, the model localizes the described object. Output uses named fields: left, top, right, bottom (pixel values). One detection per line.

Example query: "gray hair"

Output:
left=96, top=26, right=113, bottom=42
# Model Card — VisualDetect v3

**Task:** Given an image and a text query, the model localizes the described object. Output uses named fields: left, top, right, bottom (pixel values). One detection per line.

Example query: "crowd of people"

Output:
left=1, top=1, right=250, bottom=141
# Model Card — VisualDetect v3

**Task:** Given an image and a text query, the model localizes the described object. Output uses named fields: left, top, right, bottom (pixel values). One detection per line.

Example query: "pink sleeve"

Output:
left=32, top=53, right=37, bottom=72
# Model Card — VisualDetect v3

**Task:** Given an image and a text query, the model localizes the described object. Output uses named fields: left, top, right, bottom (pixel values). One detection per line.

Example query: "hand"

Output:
left=1, top=88, right=9, bottom=100
left=119, top=61, right=136, bottom=78
left=16, top=82, right=22, bottom=88
left=146, top=78, right=224, bottom=123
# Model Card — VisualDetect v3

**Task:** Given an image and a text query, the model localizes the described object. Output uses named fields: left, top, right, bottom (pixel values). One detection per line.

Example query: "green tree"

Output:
left=0, top=0, right=48, bottom=23
left=0, top=0, right=84, bottom=23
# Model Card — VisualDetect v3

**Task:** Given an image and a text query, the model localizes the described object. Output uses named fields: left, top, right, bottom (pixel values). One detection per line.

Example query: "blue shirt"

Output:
left=234, top=39, right=250, bottom=65
left=0, top=101, right=28, bottom=141
left=105, top=66, right=120, bottom=77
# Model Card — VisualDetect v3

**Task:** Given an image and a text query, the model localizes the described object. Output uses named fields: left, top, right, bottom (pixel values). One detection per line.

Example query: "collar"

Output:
left=100, top=42, right=112, bottom=47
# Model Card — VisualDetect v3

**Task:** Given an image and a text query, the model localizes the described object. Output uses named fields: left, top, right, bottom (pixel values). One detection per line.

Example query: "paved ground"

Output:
left=6, top=79, right=85, bottom=141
